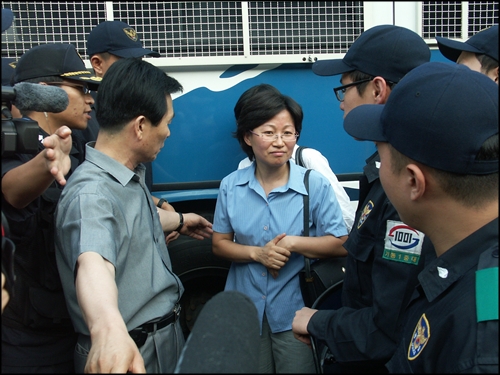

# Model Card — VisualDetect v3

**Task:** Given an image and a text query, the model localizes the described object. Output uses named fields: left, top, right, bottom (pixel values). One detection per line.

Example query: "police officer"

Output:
left=436, top=24, right=498, bottom=83
left=292, top=25, right=435, bottom=373
left=76, top=20, right=160, bottom=156
left=2, top=43, right=101, bottom=373
left=343, top=61, right=498, bottom=373
left=77, top=20, right=181, bottom=243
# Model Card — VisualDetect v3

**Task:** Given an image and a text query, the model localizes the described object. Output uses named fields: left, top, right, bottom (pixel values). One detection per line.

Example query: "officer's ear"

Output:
left=405, top=163, right=426, bottom=202
left=90, top=54, right=105, bottom=76
left=372, top=77, right=390, bottom=104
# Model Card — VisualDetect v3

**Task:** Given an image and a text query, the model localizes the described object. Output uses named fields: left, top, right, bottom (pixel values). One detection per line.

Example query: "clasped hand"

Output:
left=256, top=233, right=291, bottom=278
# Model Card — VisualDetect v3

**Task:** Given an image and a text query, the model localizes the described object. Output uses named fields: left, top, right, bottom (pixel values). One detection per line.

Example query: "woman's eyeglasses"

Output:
left=249, top=130, right=299, bottom=142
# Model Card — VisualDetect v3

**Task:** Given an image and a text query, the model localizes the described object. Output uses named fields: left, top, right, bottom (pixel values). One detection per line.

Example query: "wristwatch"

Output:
left=175, top=212, right=184, bottom=232
left=157, top=198, right=167, bottom=209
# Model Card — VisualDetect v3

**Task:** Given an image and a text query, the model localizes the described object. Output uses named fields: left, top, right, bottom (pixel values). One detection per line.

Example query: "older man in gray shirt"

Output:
left=55, top=58, right=213, bottom=373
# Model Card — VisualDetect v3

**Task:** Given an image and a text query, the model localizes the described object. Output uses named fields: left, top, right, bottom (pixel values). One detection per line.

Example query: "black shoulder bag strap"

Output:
left=295, top=146, right=308, bottom=168
left=303, top=169, right=314, bottom=283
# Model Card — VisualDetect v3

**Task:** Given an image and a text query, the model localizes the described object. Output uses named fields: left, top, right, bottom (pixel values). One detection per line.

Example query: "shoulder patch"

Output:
left=476, top=266, right=499, bottom=322
left=357, top=200, right=374, bottom=229
left=408, top=313, right=430, bottom=360
left=382, top=220, right=424, bottom=265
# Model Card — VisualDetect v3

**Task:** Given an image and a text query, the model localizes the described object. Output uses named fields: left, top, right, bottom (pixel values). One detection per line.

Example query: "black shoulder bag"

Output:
left=299, top=169, right=347, bottom=308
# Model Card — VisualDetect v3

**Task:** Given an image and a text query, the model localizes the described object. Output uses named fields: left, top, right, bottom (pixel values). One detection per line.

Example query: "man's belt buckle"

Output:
left=174, top=303, right=181, bottom=318
left=129, top=304, right=181, bottom=348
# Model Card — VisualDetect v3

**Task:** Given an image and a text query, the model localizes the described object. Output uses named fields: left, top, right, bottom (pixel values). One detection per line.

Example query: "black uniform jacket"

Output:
left=386, top=218, right=498, bottom=373
left=308, top=152, right=436, bottom=369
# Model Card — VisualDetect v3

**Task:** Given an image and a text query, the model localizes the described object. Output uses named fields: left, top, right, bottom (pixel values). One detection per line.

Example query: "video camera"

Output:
left=1, top=85, right=39, bottom=157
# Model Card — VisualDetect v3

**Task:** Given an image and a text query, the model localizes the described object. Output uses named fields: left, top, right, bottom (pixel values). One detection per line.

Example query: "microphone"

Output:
left=175, top=291, right=260, bottom=373
left=2, top=82, right=69, bottom=113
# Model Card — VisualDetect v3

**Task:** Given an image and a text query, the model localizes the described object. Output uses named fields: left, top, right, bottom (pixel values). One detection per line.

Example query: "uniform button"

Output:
left=264, top=226, right=268, bottom=230
left=492, top=249, right=498, bottom=258
left=262, top=272, right=266, bottom=276
left=437, top=267, right=448, bottom=278
left=262, top=295, right=266, bottom=300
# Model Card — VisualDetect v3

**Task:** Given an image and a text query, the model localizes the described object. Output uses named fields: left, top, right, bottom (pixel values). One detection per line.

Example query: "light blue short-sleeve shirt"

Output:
left=213, top=161, right=347, bottom=333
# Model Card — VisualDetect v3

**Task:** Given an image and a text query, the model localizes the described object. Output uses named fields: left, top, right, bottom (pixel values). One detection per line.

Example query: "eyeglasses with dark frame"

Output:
left=249, top=129, right=299, bottom=142
left=45, top=81, right=92, bottom=95
left=333, top=78, right=374, bottom=102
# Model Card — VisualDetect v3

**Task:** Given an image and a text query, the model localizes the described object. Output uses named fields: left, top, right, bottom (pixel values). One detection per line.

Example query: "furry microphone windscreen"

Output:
left=175, top=290, right=260, bottom=373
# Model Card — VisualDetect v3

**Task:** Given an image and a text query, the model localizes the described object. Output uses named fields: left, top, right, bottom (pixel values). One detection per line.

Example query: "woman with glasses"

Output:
left=1, top=43, right=101, bottom=373
left=238, top=85, right=355, bottom=233
left=212, top=85, right=348, bottom=373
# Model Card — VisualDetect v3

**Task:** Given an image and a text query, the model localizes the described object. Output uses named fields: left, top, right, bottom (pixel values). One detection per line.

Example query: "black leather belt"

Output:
left=129, top=303, right=181, bottom=348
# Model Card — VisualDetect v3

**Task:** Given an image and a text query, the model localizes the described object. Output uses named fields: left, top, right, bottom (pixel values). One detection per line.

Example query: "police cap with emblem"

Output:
left=12, top=43, right=102, bottom=91
left=87, top=20, right=160, bottom=58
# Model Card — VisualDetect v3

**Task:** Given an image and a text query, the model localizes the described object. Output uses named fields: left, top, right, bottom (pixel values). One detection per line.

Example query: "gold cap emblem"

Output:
left=123, top=27, right=138, bottom=41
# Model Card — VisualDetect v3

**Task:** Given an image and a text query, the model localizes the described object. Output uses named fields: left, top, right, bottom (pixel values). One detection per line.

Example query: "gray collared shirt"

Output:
left=55, top=143, right=183, bottom=334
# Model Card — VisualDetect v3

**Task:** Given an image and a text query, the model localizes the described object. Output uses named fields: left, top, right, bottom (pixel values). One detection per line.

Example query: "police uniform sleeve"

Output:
left=307, top=226, right=432, bottom=364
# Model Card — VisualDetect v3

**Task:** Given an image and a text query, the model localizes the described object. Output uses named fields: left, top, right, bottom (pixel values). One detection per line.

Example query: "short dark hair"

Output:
left=476, top=53, right=499, bottom=75
left=96, top=58, right=183, bottom=132
left=347, top=70, right=396, bottom=97
left=233, top=83, right=303, bottom=161
left=388, top=134, right=499, bottom=207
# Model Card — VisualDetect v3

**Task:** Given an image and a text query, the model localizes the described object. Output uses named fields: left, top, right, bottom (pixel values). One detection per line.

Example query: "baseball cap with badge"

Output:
left=312, top=24, right=430, bottom=83
left=436, top=25, right=498, bottom=63
left=343, top=62, right=498, bottom=175
left=12, top=43, right=102, bottom=90
left=87, top=21, right=160, bottom=58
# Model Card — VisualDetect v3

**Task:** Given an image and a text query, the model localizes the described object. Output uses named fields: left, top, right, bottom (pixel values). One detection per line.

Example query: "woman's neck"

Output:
left=255, top=162, right=290, bottom=196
